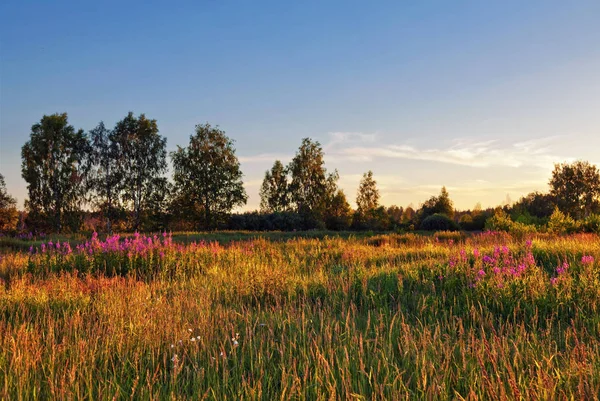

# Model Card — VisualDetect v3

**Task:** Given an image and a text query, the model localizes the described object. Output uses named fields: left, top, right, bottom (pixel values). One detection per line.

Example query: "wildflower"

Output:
left=171, top=354, right=179, bottom=363
left=190, top=338, right=196, bottom=342
left=482, top=255, right=494, bottom=265
left=196, top=336, right=201, bottom=340
left=170, top=344, right=174, bottom=348
left=477, top=269, right=485, bottom=277
left=582, top=255, right=595, bottom=265
left=550, top=277, right=558, bottom=286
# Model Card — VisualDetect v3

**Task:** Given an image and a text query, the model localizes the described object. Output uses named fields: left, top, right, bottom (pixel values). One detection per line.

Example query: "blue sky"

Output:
left=1, top=1, right=599, bottom=210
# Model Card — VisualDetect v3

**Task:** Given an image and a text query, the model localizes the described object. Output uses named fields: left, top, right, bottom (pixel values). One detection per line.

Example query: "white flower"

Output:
left=170, top=344, right=174, bottom=348
left=188, top=328, right=193, bottom=332
left=191, top=338, right=196, bottom=342
left=196, top=336, right=201, bottom=340
left=233, top=339, right=239, bottom=347
left=171, top=354, right=179, bottom=363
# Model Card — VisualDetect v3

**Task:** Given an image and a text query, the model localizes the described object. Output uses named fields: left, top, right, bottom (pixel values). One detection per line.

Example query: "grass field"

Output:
left=1, top=231, right=600, bottom=400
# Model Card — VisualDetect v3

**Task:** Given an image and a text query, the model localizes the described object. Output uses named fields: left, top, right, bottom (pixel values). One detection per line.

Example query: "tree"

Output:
left=89, top=121, right=123, bottom=233
left=356, top=171, right=380, bottom=213
left=419, top=186, right=454, bottom=221
left=112, top=112, right=167, bottom=230
left=513, top=192, right=555, bottom=218
left=171, top=123, right=247, bottom=230
left=549, top=160, right=600, bottom=219
left=21, top=113, right=90, bottom=232
left=324, top=189, right=352, bottom=230
left=287, top=138, right=337, bottom=222
left=0, top=173, right=19, bottom=232
left=387, top=205, right=404, bottom=228
left=259, top=160, right=290, bottom=213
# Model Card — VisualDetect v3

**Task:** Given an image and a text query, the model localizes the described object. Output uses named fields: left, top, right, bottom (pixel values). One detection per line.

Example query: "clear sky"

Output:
left=1, top=0, right=599, bottom=211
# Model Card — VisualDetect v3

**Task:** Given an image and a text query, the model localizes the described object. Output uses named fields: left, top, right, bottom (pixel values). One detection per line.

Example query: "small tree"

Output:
left=418, top=186, right=454, bottom=222
left=171, top=123, right=247, bottom=230
left=324, top=189, right=352, bottom=230
left=0, top=173, right=19, bottom=232
left=259, top=160, right=290, bottom=213
left=356, top=171, right=380, bottom=213
left=21, top=113, right=90, bottom=232
left=549, top=160, right=600, bottom=219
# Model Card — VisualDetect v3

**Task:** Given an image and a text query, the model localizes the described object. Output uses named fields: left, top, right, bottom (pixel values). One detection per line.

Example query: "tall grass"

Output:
left=1, top=232, right=600, bottom=399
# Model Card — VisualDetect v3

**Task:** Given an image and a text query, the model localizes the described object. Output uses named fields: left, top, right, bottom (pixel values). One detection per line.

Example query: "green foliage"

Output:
left=548, top=207, right=580, bottom=234
left=0, top=173, right=19, bottom=233
left=419, top=213, right=459, bottom=231
left=582, top=214, right=600, bottom=234
left=512, top=191, right=555, bottom=219
left=88, top=121, right=123, bottom=233
left=259, top=160, right=290, bottom=213
left=356, top=170, right=380, bottom=213
left=485, top=208, right=537, bottom=236
left=418, top=186, right=454, bottom=223
left=287, top=138, right=338, bottom=225
left=21, top=113, right=90, bottom=232
left=549, top=160, right=600, bottom=220
left=112, top=112, right=168, bottom=231
left=324, top=190, right=352, bottom=230
left=171, top=123, right=247, bottom=230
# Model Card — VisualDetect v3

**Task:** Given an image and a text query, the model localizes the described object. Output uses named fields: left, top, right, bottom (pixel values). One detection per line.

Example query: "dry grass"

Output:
left=1, top=232, right=600, bottom=400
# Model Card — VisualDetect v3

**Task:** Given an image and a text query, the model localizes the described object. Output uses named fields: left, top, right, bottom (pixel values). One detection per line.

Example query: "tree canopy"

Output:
left=356, top=170, right=380, bottom=213
left=259, top=160, right=290, bottom=213
left=171, top=123, right=247, bottom=229
left=112, top=112, right=167, bottom=230
left=549, top=160, right=600, bottom=219
left=0, top=173, right=19, bottom=232
left=21, top=113, right=90, bottom=232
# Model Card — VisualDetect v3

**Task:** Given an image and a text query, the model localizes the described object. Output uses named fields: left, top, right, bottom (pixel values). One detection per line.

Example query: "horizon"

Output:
left=1, top=1, right=599, bottom=211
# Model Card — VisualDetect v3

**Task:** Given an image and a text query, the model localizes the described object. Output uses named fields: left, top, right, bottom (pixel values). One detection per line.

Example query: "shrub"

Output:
left=419, top=214, right=459, bottom=231
left=582, top=214, right=600, bottom=233
left=547, top=207, right=579, bottom=234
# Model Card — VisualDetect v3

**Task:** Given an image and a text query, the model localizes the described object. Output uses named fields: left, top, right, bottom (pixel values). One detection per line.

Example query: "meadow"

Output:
left=1, top=231, right=600, bottom=400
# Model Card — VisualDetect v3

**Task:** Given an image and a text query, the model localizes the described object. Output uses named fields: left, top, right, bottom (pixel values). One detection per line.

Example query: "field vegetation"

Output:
left=1, top=230, right=600, bottom=399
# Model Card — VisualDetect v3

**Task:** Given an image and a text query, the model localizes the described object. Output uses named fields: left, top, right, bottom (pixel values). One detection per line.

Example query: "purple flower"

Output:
left=582, top=255, right=594, bottom=265
left=477, top=269, right=486, bottom=277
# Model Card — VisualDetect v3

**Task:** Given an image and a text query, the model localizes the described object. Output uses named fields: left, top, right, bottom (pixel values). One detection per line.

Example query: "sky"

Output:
left=1, top=0, right=599, bottom=211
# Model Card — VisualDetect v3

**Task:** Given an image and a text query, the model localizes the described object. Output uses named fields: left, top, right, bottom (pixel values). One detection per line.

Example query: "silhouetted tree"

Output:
left=21, top=113, right=90, bottom=232
left=112, top=112, right=167, bottom=230
left=171, top=123, right=247, bottom=230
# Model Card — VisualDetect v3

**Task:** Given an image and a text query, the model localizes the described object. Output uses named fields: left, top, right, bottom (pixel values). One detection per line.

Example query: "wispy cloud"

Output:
left=239, top=153, right=291, bottom=163
left=331, top=136, right=565, bottom=168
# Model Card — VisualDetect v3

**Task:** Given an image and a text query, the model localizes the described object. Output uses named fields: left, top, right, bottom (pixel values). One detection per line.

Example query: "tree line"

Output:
left=1, top=112, right=600, bottom=234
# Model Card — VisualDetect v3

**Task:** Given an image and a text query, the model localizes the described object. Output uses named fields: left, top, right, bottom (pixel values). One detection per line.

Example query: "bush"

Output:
left=582, top=214, right=600, bottom=233
left=547, top=208, right=579, bottom=234
left=419, top=214, right=459, bottom=231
